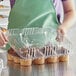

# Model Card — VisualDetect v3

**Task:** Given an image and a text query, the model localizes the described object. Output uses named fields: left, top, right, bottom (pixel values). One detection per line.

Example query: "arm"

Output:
left=57, top=0, right=76, bottom=41
left=59, top=0, right=76, bottom=31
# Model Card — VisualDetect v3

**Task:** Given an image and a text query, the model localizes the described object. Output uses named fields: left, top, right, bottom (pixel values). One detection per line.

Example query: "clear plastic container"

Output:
left=7, top=28, right=72, bottom=59
left=56, top=37, right=72, bottom=56
left=7, top=28, right=56, bottom=59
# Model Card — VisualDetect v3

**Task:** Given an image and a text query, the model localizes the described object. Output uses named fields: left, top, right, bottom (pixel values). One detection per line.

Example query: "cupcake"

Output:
left=59, top=55, right=69, bottom=62
left=45, top=46, right=58, bottom=63
left=33, top=57, right=45, bottom=65
left=7, top=54, right=14, bottom=61
left=0, top=5, right=4, bottom=8
left=20, top=58, right=32, bottom=66
left=32, top=48, right=45, bottom=65
left=58, top=47, right=69, bottom=62
left=13, top=47, right=28, bottom=64
left=0, top=15, right=4, bottom=19
left=7, top=48, right=15, bottom=61
left=45, top=56, right=58, bottom=63
left=13, top=53, right=20, bottom=64
left=20, top=49, right=32, bottom=66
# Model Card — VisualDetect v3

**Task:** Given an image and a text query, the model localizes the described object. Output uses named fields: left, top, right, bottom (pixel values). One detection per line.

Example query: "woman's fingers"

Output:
left=0, top=30, right=8, bottom=46
left=56, top=28, right=65, bottom=42
left=1, top=32, right=8, bottom=42
left=0, top=35, right=5, bottom=46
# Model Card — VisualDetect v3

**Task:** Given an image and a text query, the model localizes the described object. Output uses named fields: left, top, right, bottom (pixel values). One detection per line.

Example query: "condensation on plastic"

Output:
left=7, top=28, right=72, bottom=59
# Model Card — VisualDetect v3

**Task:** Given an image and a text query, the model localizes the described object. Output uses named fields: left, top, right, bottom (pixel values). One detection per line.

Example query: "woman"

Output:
left=0, top=0, right=76, bottom=46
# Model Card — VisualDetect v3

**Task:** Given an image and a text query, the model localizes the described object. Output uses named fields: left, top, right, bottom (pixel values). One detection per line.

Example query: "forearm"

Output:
left=59, top=0, right=76, bottom=31
left=61, top=10, right=76, bottom=30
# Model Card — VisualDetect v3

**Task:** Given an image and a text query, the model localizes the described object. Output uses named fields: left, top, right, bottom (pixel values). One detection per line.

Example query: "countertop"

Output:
left=1, top=54, right=76, bottom=76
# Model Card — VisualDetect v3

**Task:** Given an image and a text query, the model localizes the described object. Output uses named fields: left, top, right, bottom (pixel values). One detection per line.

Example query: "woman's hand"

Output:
left=56, top=25, right=67, bottom=42
left=0, top=30, right=8, bottom=46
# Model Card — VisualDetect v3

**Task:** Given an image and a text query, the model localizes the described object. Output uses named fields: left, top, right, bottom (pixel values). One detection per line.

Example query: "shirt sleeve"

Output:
left=10, top=0, right=15, bottom=8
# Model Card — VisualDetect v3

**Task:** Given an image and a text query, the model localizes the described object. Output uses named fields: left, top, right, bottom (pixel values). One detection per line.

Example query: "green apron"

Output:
left=8, top=0, right=59, bottom=48
left=8, top=0, right=59, bottom=29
